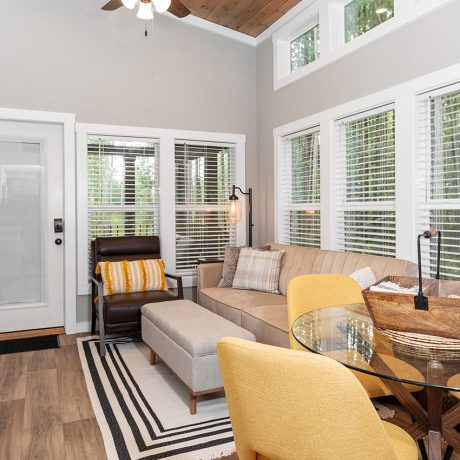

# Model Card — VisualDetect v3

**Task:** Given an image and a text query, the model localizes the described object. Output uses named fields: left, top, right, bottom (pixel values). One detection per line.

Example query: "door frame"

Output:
left=0, top=108, right=77, bottom=334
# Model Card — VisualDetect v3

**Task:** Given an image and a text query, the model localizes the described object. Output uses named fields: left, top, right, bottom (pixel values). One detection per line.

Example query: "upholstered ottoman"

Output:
left=141, top=299, right=255, bottom=414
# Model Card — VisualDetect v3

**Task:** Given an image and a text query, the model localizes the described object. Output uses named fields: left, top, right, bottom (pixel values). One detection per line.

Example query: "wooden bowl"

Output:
left=362, top=276, right=460, bottom=340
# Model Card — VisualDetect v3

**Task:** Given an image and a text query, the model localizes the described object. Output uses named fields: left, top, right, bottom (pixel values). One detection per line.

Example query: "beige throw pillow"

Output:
left=232, top=247, right=285, bottom=294
left=217, top=245, right=271, bottom=288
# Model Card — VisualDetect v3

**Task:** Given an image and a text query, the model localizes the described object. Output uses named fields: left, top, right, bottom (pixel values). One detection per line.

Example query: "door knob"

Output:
left=55, top=238, right=62, bottom=245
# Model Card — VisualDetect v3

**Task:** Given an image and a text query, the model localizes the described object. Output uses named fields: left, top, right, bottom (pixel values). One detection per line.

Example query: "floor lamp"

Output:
left=228, top=185, right=253, bottom=247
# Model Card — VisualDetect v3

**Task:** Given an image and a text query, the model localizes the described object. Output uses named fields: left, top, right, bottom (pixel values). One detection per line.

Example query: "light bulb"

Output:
left=122, top=0, right=137, bottom=9
left=228, top=199, right=242, bottom=224
left=153, top=0, right=171, bottom=13
left=137, top=1, right=153, bottom=20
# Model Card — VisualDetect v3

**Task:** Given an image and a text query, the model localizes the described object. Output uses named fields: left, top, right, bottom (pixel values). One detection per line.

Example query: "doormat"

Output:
left=0, top=334, right=60, bottom=355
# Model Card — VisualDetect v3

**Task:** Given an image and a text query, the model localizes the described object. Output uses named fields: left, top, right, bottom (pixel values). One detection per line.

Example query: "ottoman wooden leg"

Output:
left=150, top=349, right=157, bottom=366
left=190, top=393, right=197, bottom=415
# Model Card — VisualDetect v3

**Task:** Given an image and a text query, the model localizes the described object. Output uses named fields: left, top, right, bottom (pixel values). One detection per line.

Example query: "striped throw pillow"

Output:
left=96, top=259, right=168, bottom=296
left=232, top=248, right=285, bottom=294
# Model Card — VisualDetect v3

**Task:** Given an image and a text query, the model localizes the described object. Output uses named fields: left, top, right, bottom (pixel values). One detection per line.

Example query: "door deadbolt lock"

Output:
left=54, top=218, right=64, bottom=233
left=55, top=238, right=63, bottom=246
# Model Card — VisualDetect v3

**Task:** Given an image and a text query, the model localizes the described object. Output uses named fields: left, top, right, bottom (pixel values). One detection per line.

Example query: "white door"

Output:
left=0, top=120, right=64, bottom=332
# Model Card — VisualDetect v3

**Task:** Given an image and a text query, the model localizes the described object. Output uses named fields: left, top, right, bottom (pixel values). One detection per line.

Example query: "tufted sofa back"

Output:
left=269, top=243, right=418, bottom=296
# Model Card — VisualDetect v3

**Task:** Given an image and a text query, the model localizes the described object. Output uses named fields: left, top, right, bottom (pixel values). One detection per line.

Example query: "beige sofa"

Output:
left=197, top=243, right=418, bottom=348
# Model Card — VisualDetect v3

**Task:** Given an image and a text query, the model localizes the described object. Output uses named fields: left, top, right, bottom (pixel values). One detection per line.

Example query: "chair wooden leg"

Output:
left=190, top=393, right=197, bottom=415
left=150, top=349, right=157, bottom=366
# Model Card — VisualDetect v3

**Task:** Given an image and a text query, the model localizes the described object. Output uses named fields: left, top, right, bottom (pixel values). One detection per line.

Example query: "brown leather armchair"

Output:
left=91, top=236, right=183, bottom=356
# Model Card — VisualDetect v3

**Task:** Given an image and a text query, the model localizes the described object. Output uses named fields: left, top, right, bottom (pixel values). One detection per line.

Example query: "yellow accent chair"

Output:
left=287, top=274, right=423, bottom=398
left=217, top=337, right=418, bottom=460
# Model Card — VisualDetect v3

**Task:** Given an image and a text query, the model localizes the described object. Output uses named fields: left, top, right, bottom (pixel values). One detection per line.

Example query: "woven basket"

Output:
left=376, top=328, right=460, bottom=361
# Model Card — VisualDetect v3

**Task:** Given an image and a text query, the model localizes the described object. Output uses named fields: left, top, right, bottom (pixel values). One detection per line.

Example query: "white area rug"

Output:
left=77, top=336, right=235, bottom=460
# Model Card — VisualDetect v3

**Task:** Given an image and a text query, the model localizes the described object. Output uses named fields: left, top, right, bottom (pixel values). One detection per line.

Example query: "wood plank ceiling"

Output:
left=181, top=0, right=302, bottom=37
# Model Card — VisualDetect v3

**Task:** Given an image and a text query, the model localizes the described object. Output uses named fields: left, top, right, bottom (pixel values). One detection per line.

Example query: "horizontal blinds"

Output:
left=175, top=142, right=237, bottom=275
left=87, top=135, right=160, bottom=277
left=416, top=86, right=460, bottom=279
left=335, top=106, right=396, bottom=257
left=279, top=128, right=321, bottom=248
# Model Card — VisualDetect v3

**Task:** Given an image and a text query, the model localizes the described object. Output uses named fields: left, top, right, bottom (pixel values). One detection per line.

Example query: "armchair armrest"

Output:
left=90, top=276, right=106, bottom=357
left=165, top=273, right=184, bottom=300
left=91, top=275, right=103, bottom=287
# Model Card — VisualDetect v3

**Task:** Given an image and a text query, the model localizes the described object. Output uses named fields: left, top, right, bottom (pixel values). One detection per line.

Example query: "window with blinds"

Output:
left=175, top=142, right=236, bottom=275
left=335, top=106, right=396, bottom=256
left=279, top=127, right=321, bottom=247
left=416, top=85, right=460, bottom=280
left=87, top=135, right=160, bottom=274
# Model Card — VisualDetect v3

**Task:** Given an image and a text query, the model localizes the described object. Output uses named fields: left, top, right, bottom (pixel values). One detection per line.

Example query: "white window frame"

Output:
left=276, top=123, right=322, bottom=248
left=334, top=104, right=397, bottom=257
left=76, top=123, right=246, bottom=294
left=415, top=81, right=460, bottom=279
left=274, top=62, right=460, bottom=272
left=272, top=0, right=454, bottom=91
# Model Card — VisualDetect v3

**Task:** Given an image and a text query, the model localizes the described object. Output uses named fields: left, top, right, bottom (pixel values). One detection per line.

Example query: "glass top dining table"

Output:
left=291, top=303, right=460, bottom=392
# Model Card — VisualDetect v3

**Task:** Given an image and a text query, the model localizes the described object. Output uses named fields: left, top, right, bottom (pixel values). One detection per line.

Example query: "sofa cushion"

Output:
left=141, top=300, right=255, bottom=357
left=242, top=305, right=290, bottom=348
left=200, top=287, right=286, bottom=326
left=269, top=243, right=418, bottom=296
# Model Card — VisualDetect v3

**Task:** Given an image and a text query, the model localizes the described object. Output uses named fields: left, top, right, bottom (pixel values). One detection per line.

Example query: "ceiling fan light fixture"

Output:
left=153, top=0, right=171, bottom=13
left=121, top=0, right=138, bottom=9
left=137, top=0, right=154, bottom=20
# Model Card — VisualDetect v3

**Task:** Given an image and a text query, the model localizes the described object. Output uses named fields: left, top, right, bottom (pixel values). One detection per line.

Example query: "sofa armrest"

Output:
left=197, top=262, right=224, bottom=300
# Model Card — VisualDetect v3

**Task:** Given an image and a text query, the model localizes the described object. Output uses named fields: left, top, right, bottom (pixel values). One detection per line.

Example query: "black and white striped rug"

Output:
left=77, top=336, right=235, bottom=460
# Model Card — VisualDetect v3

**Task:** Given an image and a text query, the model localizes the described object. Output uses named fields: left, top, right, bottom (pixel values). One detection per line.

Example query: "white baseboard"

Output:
left=76, top=321, right=91, bottom=334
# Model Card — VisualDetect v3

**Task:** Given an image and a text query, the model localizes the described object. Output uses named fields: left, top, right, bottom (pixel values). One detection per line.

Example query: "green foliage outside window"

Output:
left=345, top=0, right=394, bottom=43
left=87, top=138, right=158, bottom=240
left=428, top=90, right=460, bottom=279
left=286, top=131, right=321, bottom=248
left=290, top=24, right=320, bottom=72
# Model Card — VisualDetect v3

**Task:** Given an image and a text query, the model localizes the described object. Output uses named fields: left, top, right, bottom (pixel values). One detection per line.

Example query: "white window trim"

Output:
left=274, top=62, right=460, bottom=269
left=76, top=123, right=246, bottom=294
left=272, top=0, right=455, bottom=91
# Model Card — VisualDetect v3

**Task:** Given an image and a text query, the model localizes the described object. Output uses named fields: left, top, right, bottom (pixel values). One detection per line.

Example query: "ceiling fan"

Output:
left=101, top=0, right=191, bottom=20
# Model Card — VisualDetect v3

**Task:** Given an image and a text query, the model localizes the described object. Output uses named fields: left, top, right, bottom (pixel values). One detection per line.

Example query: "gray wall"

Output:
left=0, top=0, right=256, bottom=327
left=256, top=1, right=460, bottom=244
left=2, top=1, right=460, bottom=328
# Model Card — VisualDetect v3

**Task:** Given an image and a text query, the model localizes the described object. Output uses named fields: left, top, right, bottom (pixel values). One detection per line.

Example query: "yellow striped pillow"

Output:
left=95, top=259, right=168, bottom=296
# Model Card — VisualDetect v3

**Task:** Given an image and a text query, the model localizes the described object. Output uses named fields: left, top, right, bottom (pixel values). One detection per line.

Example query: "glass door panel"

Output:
left=0, top=140, right=43, bottom=306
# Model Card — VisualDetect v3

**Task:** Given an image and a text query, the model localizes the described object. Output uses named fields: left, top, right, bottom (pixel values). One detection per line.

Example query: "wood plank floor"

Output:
left=0, top=333, right=457, bottom=460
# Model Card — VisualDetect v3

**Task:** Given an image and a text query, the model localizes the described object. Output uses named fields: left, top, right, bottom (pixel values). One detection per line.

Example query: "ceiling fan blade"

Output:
left=101, top=0, right=123, bottom=11
left=168, top=0, right=191, bottom=18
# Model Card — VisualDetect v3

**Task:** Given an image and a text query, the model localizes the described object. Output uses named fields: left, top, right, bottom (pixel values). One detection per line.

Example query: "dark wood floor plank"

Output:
left=0, top=352, right=28, bottom=402
left=21, top=368, right=65, bottom=460
left=0, top=399, right=25, bottom=460
left=63, top=418, right=107, bottom=460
